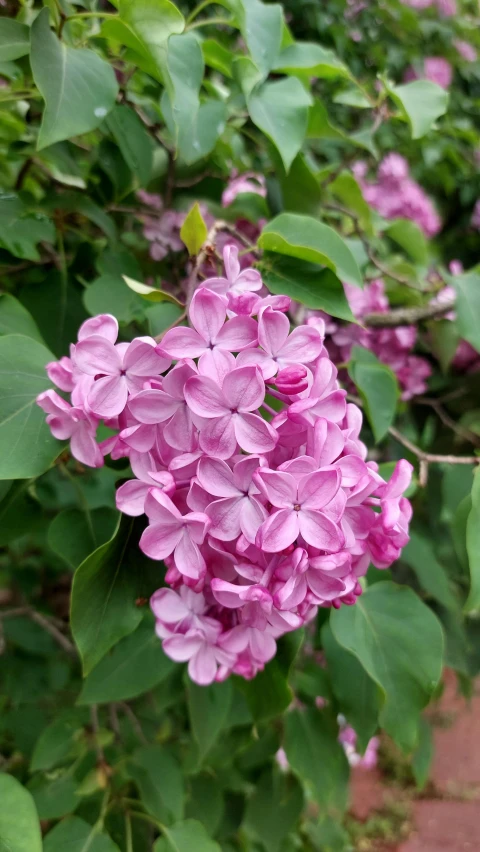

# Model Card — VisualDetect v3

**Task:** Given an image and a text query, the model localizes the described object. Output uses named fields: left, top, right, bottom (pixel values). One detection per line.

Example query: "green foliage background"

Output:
left=0, top=0, right=479, bottom=849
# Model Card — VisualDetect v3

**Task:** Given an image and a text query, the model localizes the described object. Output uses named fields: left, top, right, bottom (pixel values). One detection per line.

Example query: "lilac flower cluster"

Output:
left=402, top=0, right=456, bottom=15
left=37, top=247, right=412, bottom=685
left=316, top=278, right=432, bottom=400
left=404, top=56, right=453, bottom=89
left=353, top=154, right=441, bottom=238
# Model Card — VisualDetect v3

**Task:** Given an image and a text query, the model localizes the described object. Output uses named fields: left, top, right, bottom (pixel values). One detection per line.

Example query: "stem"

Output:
left=125, top=813, right=133, bottom=852
left=414, top=396, right=480, bottom=448
left=90, top=705, right=106, bottom=767
left=154, top=311, right=187, bottom=344
left=0, top=607, right=76, bottom=655
left=363, top=300, right=455, bottom=327
left=186, top=15, right=234, bottom=30
left=66, top=11, right=118, bottom=21
left=119, top=703, right=148, bottom=744
left=388, top=426, right=479, bottom=466
left=186, top=0, right=216, bottom=24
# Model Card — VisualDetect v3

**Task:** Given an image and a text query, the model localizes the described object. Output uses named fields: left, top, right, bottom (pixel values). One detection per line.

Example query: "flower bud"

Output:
left=274, top=365, right=308, bottom=395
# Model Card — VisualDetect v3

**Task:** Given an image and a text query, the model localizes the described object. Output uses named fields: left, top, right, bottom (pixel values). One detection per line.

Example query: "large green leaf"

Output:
left=162, top=33, right=227, bottom=163
left=323, top=624, right=381, bottom=753
left=31, top=710, right=87, bottom=772
left=154, top=820, right=220, bottom=852
left=0, top=18, right=30, bottom=62
left=43, top=816, right=121, bottom=852
left=0, top=480, right=42, bottom=546
left=273, top=42, right=349, bottom=79
left=237, top=0, right=283, bottom=78
left=464, top=469, right=480, bottom=613
left=48, top=507, right=119, bottom=570
left=29, top=775, right=78, bottom=821
left=236, top=630, right=303, bottom=722
left=402, top=531, right=458, bottom=611
left=248, top=77, right=312, bottom=171
left=452, top=270, right=480, bottom=354
left=78, top=620, right=174, bottom=704
left=388, top=79, right=448, bottom=139
left=19, top=271, right=88, bottom=359
left=112, top=0, right=185, bottom=82
left=348, top=346, right=399, bottom=442
left=0, top=774, right=42, bottom=852
left=0, top=294, right=44, bottom=343
left=284, top=708, right=349, bottom=811
left=261, top=256, right=354, bottom=320
left=386, top=219, right=428, bottom=266
left=105, top=104, right=153, bottom=186
left=0, top=334, right=62, bottom=480
left=130, top=744, right=185, bottom=824
left=331, top=582, right=444, bottom=751
left=187, top=679, right=233, bottom=763
left=243, top=768, right=304, bottom=852
left=0, top=192, right=55, bottom=261
left=84, top=274, right=147, bottom=325
left=30, top=8, right=118, bottom=149
left=70, top=515, right=162, bottom=675
left=259, top=213, right=363, bottom=287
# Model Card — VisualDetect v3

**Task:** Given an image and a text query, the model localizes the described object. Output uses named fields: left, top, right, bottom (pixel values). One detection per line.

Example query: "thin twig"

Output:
left=109, top=704, right=122, bottom=744
left=90, top=705, right=106, bottom=766
left=0, top=606, right=76, bottom=655
left=14, top=158, right=33, bottom=191
left=363, top=300, right=455, bottom=327
left=119, top=703, right=148, bottom=744
left=388, top=426, right=479, bottom=466
left=186, top=220, right=225, bottom=306
left=154, top=311, right=186, bottom=343
left=415, top=396, right=480, bottom=448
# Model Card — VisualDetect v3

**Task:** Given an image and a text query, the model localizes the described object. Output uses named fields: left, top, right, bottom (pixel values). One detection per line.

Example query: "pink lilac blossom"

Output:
left=402, top=0, right=456, bottom=14
left=38, top=245, right=413, bottom=686
left=318, top=278, right=432, bottom=400
left=353, top=155, right=441, bottom=238
left=472, top=200, right=480, bottom=231
left=430, top=261, right=480, bottom=373
left=404, top=57, right=453, bottom=89
left=454, top=40, right=477, bottom=62
left=222, top=170, right=267, bottom=207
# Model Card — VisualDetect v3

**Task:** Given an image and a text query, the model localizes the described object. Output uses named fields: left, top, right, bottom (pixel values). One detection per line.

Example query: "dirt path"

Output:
left=348, top=670, right=480, bottom=851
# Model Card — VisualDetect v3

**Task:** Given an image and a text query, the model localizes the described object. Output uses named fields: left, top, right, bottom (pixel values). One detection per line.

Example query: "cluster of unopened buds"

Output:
left=38, top=245, right=413, bottom=685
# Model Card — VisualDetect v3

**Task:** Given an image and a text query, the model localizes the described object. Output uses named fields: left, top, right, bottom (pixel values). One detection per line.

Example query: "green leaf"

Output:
left=114, top=0, right=185, bottom=82
left=162, top=34, right=227, bottom=164
left=0, top=18, right=30, bottom=62
left=284, top=708, right=349, bottom=811
left=44, top=192, right=117, bottom=242
left=280, top=153, right=322, bottom=216
left=78, top=620, right=174, bottom=704
left=30, top=8, right=118, bottom=150
left=19, top=271, right=88, bottom=359
left=388, top=79, right=449, bottom=140
left=0, top=334, right=62, bottom=480
left=259, top=213, right=362, bottom=287
left=70, top=515, right=161, bottom=675
left=153, top=820, right=220, bottom=852
left=147, top=303, right=185, bottom=337
left=123, top=276, right=184, bottom=306
left=412, top=717, right=433, bottom=791
left=261, top=256, right=354, bottom=320
left=31, top=710, right=87, bottom=772
left=236, top=629, right=303, bottom=721
left=180, top=203, right=208, bottom=256
left=334, top=86, right=371, bottom=107
left=0, top=774, right=42, bottom=852
left=202, top=39, right=233, bottom=77
left=185, top=775, right=224, bottom=836
left=237, top=0, right=283, bottom=79
left=329, top=171, right=373, bottom=234
left=429, top=318, right=459, bottom=373
left=386, top=219, right=428, bottom=266
left=130, top=744, right=185, bottom=824
left=348, top=346, right=399, bottom=442
left=0, top=192, right=55, bottom=261
left=452, top=270, right=480, bottom=354
left=187, top=679, right=233, bottom=762
left=464, top=469, right=480, bottom=613
left=48, top=507, right=119, bottom=570
left=273, top=42, right=349, bottom=79
left=105, top=104, right=153, bottom=186
left=37, top=141, right=88, bottom=189
left=248, top=77, right=313, bottom=171
left=307, top=99, right=345, bottom=141
left=29, top=775, right=78, bottom=820
left=0, top=480, right=42, bottom=546
left=84, top=275, right=147, bottom=324
left=43, top=816, right=121, bottom=852
left=331, top=582, right=444, bottom=751
left=243, top=768, right=303, bottom=852
left=402, top=531, right=458, bottom=610
left=323, top=624, right=381, bottom=753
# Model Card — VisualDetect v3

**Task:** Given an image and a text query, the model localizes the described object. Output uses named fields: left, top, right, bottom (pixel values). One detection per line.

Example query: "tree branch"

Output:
left=363, top=300, right=455, bottom=327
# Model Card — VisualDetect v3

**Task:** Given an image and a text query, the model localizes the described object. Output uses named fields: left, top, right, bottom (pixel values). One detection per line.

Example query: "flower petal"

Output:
left=197, top=457, right=238, bottom=497
left=174, top=530, right=206, bottom=579
left=234, top=412, right=277, bottom=454
left=115, top=479, right=149, bottom=516
left=150, top=587, right=190, bottom=623
left=190, top=287, right=226, bottom=344
left=160, top=326, right=207, bottom=358
left=124, top=338, right=170, bottom=376
left=279, top=324, right=323, bottom=364
left=255, top=469, right=296, bottom=508
left=222, top=366, right=265, bottom=412
left=215, top=316, right=258, bottom=351
left=298, top=510, right=344, bottom=551
left=184, top=376, right=229, bottom=418
left=188, top=644, right=217, bottom=685
left=78, top=314, right=118, bottom=344
left=140, top=521, right=183, bottom=560
left=88, top=375, right=128, bottom=418
left=298, top=468, right=340, bottom=510
left=206, top=496, right=243, bottom=540
left=163, top=633, right=202, bottom=662
left=129, top=389, right=180, bottom=424
left=256, top=508, right=299, bottom=552
left=70, top=420, right=103, bottom=468
left=258, top=307, right=290, bottom=357
left=199, top=414, right=237, bottom=459
left=74, top=336, right=121, bottom=376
